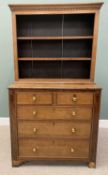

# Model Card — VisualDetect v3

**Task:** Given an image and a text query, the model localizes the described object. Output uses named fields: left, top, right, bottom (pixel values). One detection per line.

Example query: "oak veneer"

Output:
left=9, top=83, right=101, bottom=167
left=8, top=3, right=103, bottom=168
left=16, top=91, right=53, bottom=105
left=57, top=91, right=93, bottom=105
left=17, top=106, right=92, bottom=120
left=18, top=120, right=91, bottom=138
left=19, top=139, right=89, bottom=158
left=9, top=3, right=103, bottom=81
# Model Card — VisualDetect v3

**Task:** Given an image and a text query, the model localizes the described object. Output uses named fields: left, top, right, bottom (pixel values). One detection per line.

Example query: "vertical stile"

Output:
left=30, top=18, right=34, bottom=78
left=61, top=14, right=64, bottom=79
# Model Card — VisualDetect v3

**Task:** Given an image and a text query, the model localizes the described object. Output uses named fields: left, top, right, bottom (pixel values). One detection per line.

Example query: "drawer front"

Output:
left=16, top=91, right=52, bottom=105
left=57, top=92, right=93, bottom=105
left=19, top=139, right=89, bottom=158
left=18, top=121, right=91, bottom=138
left=17, top=106, right=92, bottom=121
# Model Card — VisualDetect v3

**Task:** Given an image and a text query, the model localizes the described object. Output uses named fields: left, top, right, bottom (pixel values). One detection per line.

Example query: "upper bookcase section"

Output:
left=9, top=3, right=103, bottom=82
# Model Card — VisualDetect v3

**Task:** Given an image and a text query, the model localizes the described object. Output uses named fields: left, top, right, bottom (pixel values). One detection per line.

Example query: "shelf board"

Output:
left=13, top=79, right=92, bottom=85
left=18, top=57, right=91, bottom=61
left=17, top=36, right=93, bottom=40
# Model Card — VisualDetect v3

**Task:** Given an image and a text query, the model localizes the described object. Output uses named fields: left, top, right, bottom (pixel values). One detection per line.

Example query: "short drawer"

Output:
left=16, top=91, right=52, bottom=105
left=18, top=121, right=91, bottom=138
left=17, top=106, right=92, bottom=121
left=19, top=139, right=89, bottom=158
left=57, top=91, right=93, bottom=105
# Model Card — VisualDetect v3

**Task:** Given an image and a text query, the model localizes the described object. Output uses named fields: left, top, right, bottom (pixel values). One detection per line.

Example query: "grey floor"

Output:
left=0, top=126, right=108, bottom=175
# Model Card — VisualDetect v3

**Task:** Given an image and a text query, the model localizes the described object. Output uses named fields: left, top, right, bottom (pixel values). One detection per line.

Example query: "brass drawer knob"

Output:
left=72, top=96, right=77, bottom=102
left=32, top=147, right=38, bottom=153
left=72, top=111, right=76, bottom=116
left=33, top=128, right=38, bottom=133
left=33, top=111, right=37, bottom=116
left=32, top=96, right=37, bottom=101
left=71, top=128, right=76, bottom=133
left=70, top=147, right=74, bottom=153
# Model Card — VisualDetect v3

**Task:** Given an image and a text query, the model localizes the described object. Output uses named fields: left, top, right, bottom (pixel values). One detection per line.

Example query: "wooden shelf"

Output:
left=17, top=36, right=93, bottom=40
left=14, top=78, right=92, bottom=84
left=18, top=57, right=91, bottom=61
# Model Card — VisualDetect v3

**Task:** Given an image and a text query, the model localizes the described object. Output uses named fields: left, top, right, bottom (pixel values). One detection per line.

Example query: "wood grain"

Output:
left=18, top=120, right=91, bottom=138
left=17, top=106, right=92, bottom=121
left=19, top=138, right=89, bottom=158
left=57, top=91, right=93, bottom=105
left=16, top=91, right=53, bottom=105
left=9, top=90, right=18, bottom=165
left=8, top=3, right=103, bottom=167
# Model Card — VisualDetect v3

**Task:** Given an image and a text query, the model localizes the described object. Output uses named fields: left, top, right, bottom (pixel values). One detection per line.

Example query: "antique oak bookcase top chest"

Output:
left=8, top=3, right=103, bottom=167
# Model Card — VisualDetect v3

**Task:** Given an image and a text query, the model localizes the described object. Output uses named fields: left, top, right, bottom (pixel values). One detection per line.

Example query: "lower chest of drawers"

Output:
left=9, top=88, right=101, bottom=167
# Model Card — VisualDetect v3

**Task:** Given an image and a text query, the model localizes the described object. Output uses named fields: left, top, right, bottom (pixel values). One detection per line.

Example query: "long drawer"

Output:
left=18, top=121, right=91, bottom=138
left=17, top=106, right=92, bottom=121
left=19, top=139, right=89, bottom=158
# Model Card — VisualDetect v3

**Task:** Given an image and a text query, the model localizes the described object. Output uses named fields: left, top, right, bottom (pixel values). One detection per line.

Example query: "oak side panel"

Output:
left=9, top=89, right=19, bottom=166
left=90, top=11, right=100, bottom=81
left=89, top=89, right=101, bottom=166
left=12, top=13, right=18, bottom=80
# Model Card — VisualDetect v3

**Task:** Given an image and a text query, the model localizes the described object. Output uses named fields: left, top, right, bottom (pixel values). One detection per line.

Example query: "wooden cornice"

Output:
left=9, top=3, right=103, bottom=12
